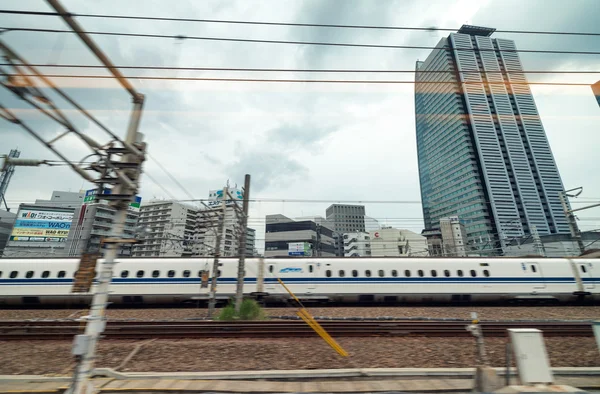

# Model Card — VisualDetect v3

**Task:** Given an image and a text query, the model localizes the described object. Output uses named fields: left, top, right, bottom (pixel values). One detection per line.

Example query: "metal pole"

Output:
left=68, top=100, right=145, bottom=394
left=234, top=175, right=251, bottom=315
left=207, top=187, right=227, bottom=318
left=559, top=191, right=585, bottom=255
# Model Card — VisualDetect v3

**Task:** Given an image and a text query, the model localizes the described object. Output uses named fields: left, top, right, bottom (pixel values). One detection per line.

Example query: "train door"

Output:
left=306, top=263, right=316, bottom=293
left=265, top=263, right=277, bottom=292
left=528, top=262, right=546, bottom=289
left=578, top=263, right=595, bottom=290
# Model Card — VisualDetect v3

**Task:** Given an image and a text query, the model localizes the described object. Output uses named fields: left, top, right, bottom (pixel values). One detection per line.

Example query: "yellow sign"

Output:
left=11, top=228, right=70, bottom=237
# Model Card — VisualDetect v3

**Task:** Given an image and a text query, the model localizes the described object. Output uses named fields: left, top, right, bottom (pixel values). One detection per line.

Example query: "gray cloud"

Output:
left=225, top=150, right=308, bottom=193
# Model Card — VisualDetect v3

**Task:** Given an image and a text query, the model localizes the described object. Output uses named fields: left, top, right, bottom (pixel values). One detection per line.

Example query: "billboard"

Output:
left=207, top=188, right=243, bottom=207
left=84, top=188, right=142, bottom=211
left=9, top=208, right=74, bottom=243
left=288, top=242, right=312, bottom=256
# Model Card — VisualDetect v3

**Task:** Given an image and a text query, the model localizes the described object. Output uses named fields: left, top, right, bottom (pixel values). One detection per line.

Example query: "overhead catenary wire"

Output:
left=2, top=10, right=600, bottom=37
left=2, top=63, right=599, bottom=74
left=3, top=27, right=600, bottom=56
left=7, top=73, right=592, bottom=86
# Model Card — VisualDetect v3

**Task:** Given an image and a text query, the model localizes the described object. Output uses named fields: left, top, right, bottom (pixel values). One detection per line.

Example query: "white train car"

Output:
left=0, top=257, right=598, bottom=305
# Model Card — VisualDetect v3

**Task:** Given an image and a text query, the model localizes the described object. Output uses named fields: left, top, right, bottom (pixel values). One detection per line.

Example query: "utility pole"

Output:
left=234, top=174, right=251, bottom=315
left=531, top=225, right=546, bottom=257
left=0, top=149, right=20, bottom=211
left=207, top=186, right=227, bottom=317
left=559, top=188, right=586, bottom=255
left=1, top=2, right=146, bottom=393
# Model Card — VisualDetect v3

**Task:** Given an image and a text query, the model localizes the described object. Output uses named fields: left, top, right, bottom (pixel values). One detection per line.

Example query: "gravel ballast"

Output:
left=1, top=306, right=599, bottom=321
left=0, top=337, right=598, bottom=375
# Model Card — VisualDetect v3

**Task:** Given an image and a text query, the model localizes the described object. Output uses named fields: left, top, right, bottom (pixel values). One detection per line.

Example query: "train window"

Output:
left=378, top=270, right=385, bottom=277
left=269, top=265, right=274, bottom=273
left=470, top=270, right=477, bottom=277
left=391, top=270, right=398, bottom=277
left=168, top=270, right=175, bottom=278
left=581, top=265, right=587, bottom=273
left=418, top=270, right=424, bottom=277
left=121, top=270, right=129, bottom=278
left=431, top=270, right=437, bottom=277
left=309, top=265, right=314, bottom=273
left=483, top=270, right=490, bottom=277
left=405, top=270, right=411, bottom=277
left=365, top=270, right=371, bottom=277
left=136, top=270, right=144, bottom=278
left=152, top=270, right=160, bottom=278
left=10, top=271, right=18, bottom=278
left=326, top=270, right=332, bottom=278
left=26, top=271, right=34, bottom=279
left=183, top=270, right=191, bottom=278
left=339, top=270, right=345, bottom=277
left=0, top=271, right=2, bottom=278
left=444, top=270, right=450, bottom=277
left=217, top=270, right=222, bottom=277
left=42, top=271, right=50, bottom=278
left=352, top=270, right=358, bottom=277
left=531, top=265, right=537, bottom=273
left=58, top=271, right=66, bottom=278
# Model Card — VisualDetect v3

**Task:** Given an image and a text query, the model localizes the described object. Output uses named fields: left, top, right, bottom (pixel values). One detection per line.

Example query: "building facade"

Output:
left=415, top=24, right=570, bottom=255
left=369, top=227, right=429, bottom=257
left=439, top=216, right=469, bottom=256
left=64, top=203, right=139, bottom=257
left=326, top=204, right=366, bottom=256
left=265, top=214, right=336, bottom=257
left=193, top=205, right=241, bottom=257
left=343, top=232, right=372, bottom=257
left=0, top=210, right=16, bottom=256
left=133, top=200, right=198, bottom=257
left=246, top=227, right=256, bottom=257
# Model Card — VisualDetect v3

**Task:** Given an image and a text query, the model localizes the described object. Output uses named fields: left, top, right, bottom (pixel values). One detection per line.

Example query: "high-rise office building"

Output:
left=415, top=25, right=570, bottom=254
left=326, top=204, right=366, bottom=256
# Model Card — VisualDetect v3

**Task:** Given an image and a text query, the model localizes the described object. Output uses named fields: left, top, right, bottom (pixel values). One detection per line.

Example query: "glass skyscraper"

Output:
left=415, top=25, right=570, bottom=254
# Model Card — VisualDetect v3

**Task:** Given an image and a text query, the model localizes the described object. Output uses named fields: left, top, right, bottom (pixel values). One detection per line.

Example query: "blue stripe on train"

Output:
left=0, top=277, right=587, bottom=285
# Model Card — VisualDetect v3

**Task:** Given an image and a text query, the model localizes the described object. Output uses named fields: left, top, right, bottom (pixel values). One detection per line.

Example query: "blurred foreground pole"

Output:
left=234, top=174, right=251, bottom=314
left=207, top=187, right=228, bottom=317
left=44, top=2, right=147, bottom=394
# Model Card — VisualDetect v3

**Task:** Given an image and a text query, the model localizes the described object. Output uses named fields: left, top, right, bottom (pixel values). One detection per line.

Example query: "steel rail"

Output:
left=0, top=320, right=592, bottom=340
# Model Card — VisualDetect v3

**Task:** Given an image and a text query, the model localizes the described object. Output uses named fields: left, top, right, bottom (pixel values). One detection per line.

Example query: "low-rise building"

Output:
left=0, top=210, right=16, bottom=256
left=369, top=227, right=429, bottom=257
left=343, top=232, right=371, bottom=257
left=265, top=214, right=336, bottom=257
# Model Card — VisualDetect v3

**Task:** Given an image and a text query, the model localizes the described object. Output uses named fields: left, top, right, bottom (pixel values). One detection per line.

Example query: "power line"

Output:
left=3, top=27, right=600, bottom=56
left=146, top=153, right=196, bottom=201
left=2, top=10, right=599, bottom=37
left=3, top=63, right=599, bottom=74
left=6, top=73, right=593, bottom=86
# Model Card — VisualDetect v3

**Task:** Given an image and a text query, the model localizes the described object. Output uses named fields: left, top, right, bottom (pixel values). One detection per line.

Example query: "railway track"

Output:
left=0, top=320, right=593, bottom=340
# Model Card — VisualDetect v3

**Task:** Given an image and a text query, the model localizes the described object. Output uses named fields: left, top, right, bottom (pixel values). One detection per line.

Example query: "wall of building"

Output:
left=134, top=200, right=197, bottom=257
left=369, top=228, right=429, bottom=257
left=64, top=204, right=138, bottom=257
left=343, top=232, right=371, bottom=257
left=265, top=214, right=336, bottom=257
left=0, top=210, right=16, bottom=256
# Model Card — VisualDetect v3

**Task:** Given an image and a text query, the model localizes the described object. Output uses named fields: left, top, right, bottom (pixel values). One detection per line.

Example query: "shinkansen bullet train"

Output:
left=0, top=257, right=598, bottom=305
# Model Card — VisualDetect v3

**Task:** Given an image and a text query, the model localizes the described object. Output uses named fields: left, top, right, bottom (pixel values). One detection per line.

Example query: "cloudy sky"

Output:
left=1, top=0, right=599, bottom=251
